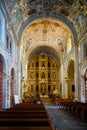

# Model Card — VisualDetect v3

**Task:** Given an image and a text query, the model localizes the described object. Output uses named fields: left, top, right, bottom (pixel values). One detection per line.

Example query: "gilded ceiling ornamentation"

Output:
left=21, top=18, right=69, bottom=54
left=3, top=0, right=87, bottom=42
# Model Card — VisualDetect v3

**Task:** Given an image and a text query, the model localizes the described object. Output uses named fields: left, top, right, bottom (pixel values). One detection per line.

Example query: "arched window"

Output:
left=6, top=34, right=9, bottom=49
left=0, top=9, right=5, bottom=43
left=10, top=41, right=12, bottom=54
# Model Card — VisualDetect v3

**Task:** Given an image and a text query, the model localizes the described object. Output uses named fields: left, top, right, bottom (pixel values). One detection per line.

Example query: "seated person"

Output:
left=33, top=97, right=41, bottom=104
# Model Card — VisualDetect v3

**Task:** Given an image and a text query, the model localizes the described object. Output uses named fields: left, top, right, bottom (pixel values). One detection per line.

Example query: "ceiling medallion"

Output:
left=43, top=29, right=47, bottom=33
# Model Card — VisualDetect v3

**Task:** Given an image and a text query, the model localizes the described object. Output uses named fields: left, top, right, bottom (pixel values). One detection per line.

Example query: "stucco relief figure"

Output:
left=58, top=42, right=64, bottom=52
left=77, top=15, right=85, bottom=27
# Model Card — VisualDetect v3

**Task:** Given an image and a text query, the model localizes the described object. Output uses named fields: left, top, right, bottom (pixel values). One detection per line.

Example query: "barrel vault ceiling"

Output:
left=1, top=0, right=87, bottom=62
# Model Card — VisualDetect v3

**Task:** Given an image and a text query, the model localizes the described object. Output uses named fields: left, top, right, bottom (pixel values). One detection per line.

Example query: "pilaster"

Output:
left=16, top=43, right=21, bottom=101
left=74, top=42, right=79, bottom=100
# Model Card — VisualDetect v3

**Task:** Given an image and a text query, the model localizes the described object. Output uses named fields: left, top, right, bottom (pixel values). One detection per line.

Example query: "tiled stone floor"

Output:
left=45, top=106, right=87, bottom=130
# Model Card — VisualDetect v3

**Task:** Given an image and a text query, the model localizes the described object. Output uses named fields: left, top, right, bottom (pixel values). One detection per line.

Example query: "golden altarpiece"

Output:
left=25, top=53, right=60, bottom=98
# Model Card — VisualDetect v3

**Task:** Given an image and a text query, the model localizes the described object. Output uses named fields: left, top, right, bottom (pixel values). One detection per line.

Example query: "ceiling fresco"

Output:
left=1, top=0, right=87, bottom=59
left=21, top=18, right=70, bottom=53
left=3, top=0, right=87, bottom=35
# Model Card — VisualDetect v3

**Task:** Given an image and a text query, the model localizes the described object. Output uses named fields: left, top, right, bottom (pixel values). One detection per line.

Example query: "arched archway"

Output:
left=0, top=55, right=3, bottom=109
left=67, top=60, right=75, bottom=100
left=0, top=54, right=6, bottom=109
left=10, top=68, right=15, bottom=107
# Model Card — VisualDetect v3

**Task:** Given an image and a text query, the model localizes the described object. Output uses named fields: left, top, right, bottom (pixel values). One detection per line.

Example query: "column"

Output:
left=74, top=42, right=79, bottom=100
left=16, top=43, right=21, bottom=101
left=21, top=77, right=24, bottom=99
left=65, top=79, right=68, bottom=98
left=61, top=63, right=65, bottom=98
left=80, top=42, right=84, bottom=62
left=5, top=75, right=10, bottom=108
left=2, top=73, right=7, bottom=109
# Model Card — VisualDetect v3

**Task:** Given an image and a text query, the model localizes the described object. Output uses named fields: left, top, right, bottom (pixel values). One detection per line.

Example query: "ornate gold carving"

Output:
left=53, top=73, right=56, bottom=78
left=26, top=53, right=59, bottom=96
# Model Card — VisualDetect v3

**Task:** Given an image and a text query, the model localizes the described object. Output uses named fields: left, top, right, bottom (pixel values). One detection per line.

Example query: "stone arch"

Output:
left=0, top=54, right=6, bottom=109
left=27, top=45, right=61, bottom=67
left=18, top=14, right=77, bottom=42
left=10, top=68, right=15, bottom=107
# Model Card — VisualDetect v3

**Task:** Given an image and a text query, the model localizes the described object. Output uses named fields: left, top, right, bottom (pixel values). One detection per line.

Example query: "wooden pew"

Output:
left=9, top=105, right=45, bottom=110
left=0, top=99, right=55, bottom=129
left=0, top=113, right=49, bottom=118
left=0, top=118, right=52, bottom=127
left=0, top=127, right=54, bottom=130
left=6, top=104, right=45, bottom=111
left=80, top=106, right=87, bottom=121
left=0, top=110, right=47, bottom=114
left=59, top=101, right=87, bottom=122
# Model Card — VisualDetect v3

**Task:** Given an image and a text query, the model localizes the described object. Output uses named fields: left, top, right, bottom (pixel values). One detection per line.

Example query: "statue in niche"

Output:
left=42, top=72, right=45, bottom=79
left=41, top=83, right=46, bottom=95
left=42, top=61, right=45, bottom=67
left=31, top=85, right=33, bottom=92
